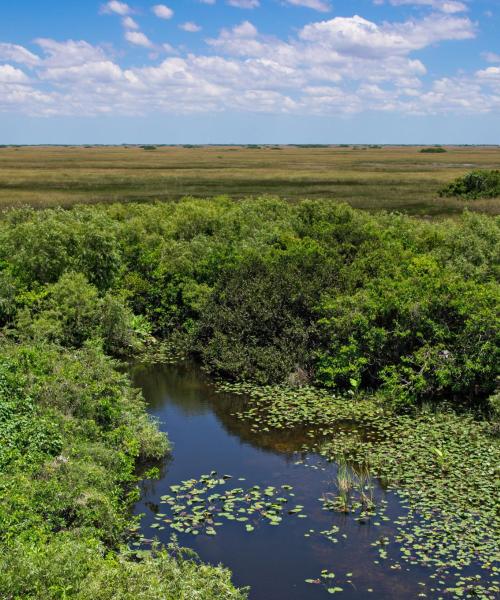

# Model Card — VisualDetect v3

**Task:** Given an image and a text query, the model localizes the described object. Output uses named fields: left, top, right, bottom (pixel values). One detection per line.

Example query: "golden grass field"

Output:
left=0, top=145, right=499, bottom=215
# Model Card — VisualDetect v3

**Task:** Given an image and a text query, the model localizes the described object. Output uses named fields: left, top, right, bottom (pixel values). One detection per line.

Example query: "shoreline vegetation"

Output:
left=0, top=196, right=498, bottom=598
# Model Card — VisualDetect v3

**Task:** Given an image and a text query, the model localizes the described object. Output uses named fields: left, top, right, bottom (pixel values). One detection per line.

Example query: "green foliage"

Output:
left=440, top=169, right=500, bottom=199
left=198, top=237, right=336, bottom=382
left=0, top=341, right=178, bottom=598
left=0, top=198, right=497, bottom=409
left=0, top=342, right=168, bottom=525
left=1, top=534, right=245, bottom=600
left=316, top=255, right=499, bottom=408
left=420, top=146, right=447, bottom=153
left=0, top=207, right=122, bottom=290
left=16, top=272, right=143, bottom=356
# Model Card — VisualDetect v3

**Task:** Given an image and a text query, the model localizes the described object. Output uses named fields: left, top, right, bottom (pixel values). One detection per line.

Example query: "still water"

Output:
left=132, top=362, right=430, bottom=600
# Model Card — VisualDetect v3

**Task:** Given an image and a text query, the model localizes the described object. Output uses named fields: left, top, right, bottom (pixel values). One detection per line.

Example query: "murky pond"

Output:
left=132, top=362, right=432, bottom=599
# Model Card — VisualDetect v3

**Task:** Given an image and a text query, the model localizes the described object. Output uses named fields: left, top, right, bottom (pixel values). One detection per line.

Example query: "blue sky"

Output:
left=0, top=0, right=499, bottom=143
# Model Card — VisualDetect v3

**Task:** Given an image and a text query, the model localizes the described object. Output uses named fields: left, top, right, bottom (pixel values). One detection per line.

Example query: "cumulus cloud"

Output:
left=122, top=16, right=139, bottom=29
left=0, top=8, right=496, bottom=119
left=101, top=1, right=131, bottom=15
left=0, top=43, right=40, bottom=67
left=35, top=39, right=108, bottom=68
left=0, top=64, right=30, bottom=83
left=283, top=0, right=331, bottom=11
left=125, top=31, right=154, bottom=47
left=39, top=61, right=123, bottom=83
left=476, top=66, right=500, bottom=92
left=152, top=4, right=174, bottom=19
left=179, top=22, right=202, bottom=32
left=232, top=21, right=258, bottom=37
left=299, top=14, right=475, bottom=58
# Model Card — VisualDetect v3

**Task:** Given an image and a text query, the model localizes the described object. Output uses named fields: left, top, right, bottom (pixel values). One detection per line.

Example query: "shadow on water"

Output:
left=131, top=362, right=431, bottom=600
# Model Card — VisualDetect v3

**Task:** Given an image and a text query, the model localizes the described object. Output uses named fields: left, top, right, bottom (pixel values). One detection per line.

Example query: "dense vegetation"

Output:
left=440, top=169, right=500, bottom=199
left=0, top=198, right=498, bottom=410
left=420, top=146, right=447, bottom=153
left=0, top=197, right=498, bottom=598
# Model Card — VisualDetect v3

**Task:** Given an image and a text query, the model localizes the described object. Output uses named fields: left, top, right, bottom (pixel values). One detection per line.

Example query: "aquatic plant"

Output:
left=150, top=473, right=303, bottom=537
left=227, top=382, right=500, bottom=599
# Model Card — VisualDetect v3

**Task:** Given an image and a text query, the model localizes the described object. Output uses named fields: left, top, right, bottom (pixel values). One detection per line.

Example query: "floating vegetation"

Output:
left=153, top=472, right=304, bottom=536
left=218, top=382, right=500, bottom=599
left=305, top=570, right=343, bottom=594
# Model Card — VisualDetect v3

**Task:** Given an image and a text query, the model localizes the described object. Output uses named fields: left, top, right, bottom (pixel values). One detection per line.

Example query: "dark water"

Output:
left=132, top=362, right=431, bottom=600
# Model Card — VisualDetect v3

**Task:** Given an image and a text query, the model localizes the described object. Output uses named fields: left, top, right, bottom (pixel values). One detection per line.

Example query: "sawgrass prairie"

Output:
left=0, top=144, right=499, bottom=215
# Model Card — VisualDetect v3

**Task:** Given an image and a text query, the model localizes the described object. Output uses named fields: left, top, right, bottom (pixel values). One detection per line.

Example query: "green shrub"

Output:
left=0, top=340, right=178, bottom=598
left=420, top=146, right=447, bottom=153
left=1, top=197, right=498, bottom=408
left=316, top=255, right=499, bottom=409
left=0, top=207, right=122, bottom=290
left=197, top=236, right=338, bottom=383
left=439, top=169, right=500, bottom=199
left=16, top=272, right=143, bottom=356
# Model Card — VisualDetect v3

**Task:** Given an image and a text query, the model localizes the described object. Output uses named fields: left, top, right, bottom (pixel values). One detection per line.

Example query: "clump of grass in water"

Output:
left=336, top=461, right=354, bottom=512
left=322, top=457, right=376, bottom=517
left=357, top=461, right=376, bottom=515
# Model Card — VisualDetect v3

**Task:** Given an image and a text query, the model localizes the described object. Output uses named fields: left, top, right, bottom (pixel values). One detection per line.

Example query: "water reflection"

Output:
left=132, top=362, right=430, bottom=600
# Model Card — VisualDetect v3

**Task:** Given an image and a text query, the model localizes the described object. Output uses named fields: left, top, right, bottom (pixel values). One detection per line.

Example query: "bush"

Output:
left=1, top=197, right=498, bottom=408
left=0, top=341, right=177, bottom=599
left=316, top=255, right=499, bottom=409
left=16, top=272, right=143, bottom=356
left=420, top=146, right=447, bottom=153
left=0, top=207, right=122, bottom=290
left=439, top=170, right=500, bottom=199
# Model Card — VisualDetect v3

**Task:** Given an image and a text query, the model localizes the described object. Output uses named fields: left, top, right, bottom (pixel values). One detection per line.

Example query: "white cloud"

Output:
left=483, top=52, right=500, bottom=64
left=101, top=1, right=131, bottom=15
left=152, top=4, right=174, bottom=19
left=0, top=43, right=40, bottom=67
left=39, top=61, right=123, bottom=83
left=232, top=21, right=258, bottom=37
left=0, top=64, right=30, bottom=83
left=200, top=0, right=216, bottom=3
left=122, top=16, right=139, bottom=29
left=299, top=14, right=474, bottom=58
left=227, top=0, right=260, bottom=8
left=180, top=22, right=202, bottom=32
left=386, top=0, right=467, bottom=13
left=476, top=66, right=500, bottom=91
left=283, top=0, right=331, bottom=11
left=0, top=9, right=495, bottom=119
left=35, top=39, right=108, bottom=67
left=125, top=31, right=154, bottom=47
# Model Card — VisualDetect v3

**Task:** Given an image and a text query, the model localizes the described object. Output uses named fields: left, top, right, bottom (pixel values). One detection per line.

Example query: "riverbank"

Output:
left=0, top=343, right=246, bottom=600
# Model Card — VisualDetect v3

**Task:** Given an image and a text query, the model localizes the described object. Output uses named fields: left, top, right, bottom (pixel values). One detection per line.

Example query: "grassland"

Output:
left=0, top=145, right=499, bottom=215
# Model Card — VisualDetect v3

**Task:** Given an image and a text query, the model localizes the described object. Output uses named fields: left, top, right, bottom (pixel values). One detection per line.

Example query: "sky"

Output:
left=0, top=0, right=499, bottom=144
